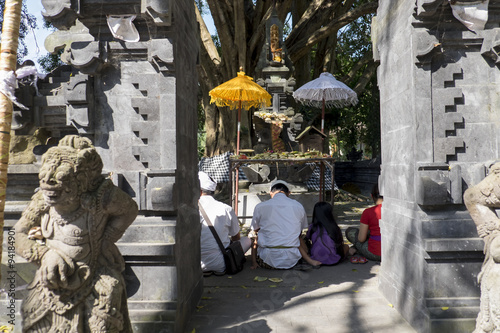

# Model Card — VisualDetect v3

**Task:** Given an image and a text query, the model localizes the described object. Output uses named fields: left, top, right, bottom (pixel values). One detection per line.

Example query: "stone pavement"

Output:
left=2, top=200, right=414, bottom=333
left=186, top=200, right=416, bottom=333
left=186, top=259, right=416, bottom=333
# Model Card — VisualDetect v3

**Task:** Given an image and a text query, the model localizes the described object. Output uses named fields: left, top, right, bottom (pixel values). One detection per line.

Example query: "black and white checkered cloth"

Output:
left=198, top=152, right=247, bottom=183
left=199, top=153, right=337, bottom=191
left=199, top=151, right=232, bottom=183
left=306, top=164, right=338, bottom=191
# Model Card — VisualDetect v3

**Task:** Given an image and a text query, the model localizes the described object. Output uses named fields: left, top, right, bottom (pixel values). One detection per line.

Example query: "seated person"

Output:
left=198, top=171, right=251, bottom=276
left=345, top=183, right=382, bottom=262
left=304, top=201, right=349, bottom=265
left=250, top=180, right=321, bottom=269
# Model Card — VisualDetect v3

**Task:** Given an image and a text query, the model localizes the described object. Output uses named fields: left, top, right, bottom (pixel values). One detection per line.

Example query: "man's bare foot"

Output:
left=348, top=246, right=357, bottom=256
left=306, top=259, right=321, bottom=266
left=312, top=260, right=321, bottom=266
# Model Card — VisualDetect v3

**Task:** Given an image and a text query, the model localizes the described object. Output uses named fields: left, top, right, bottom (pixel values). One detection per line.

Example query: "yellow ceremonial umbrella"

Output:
left=209, top=68, right=271, bottom=155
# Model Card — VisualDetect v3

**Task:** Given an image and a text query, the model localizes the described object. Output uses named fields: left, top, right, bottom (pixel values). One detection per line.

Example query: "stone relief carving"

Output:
left=41, top=0, right=77, bottom=29
left=14, top=135, right=138, bottom=332
left=142, top=0, right=172, bottom=26
left=480, top=28, right=500, bottom=64
left=416, top=0, right=447, bottom=17
left=464, top=162, right=500, bottom=332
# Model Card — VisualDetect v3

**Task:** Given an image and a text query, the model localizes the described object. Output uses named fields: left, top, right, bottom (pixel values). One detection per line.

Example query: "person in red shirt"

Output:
left=345, top=183, right=382, bottom=262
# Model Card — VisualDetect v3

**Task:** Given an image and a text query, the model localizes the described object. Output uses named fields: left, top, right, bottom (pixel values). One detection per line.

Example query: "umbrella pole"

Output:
left=320, top=98, right=325, bottom=202
left=235, top=101, right=242, bottom=216
left=237, top=102, right=241, bottom=155
left=321, top=98, right=325, bottom=133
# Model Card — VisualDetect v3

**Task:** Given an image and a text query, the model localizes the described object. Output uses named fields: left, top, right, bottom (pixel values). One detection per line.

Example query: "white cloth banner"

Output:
left=449, top=0, right=489, bottom=32
left=107, top=15, right=140, bottom=42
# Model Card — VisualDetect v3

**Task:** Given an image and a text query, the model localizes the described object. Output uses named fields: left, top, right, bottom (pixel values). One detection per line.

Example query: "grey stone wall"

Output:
left=373, top=1, right=500, bottom=331
left=4, top=1, right=202, bottom=332
left=334, top=159, right=381, bottom=193
left=171, top=1, right=203, bottom=331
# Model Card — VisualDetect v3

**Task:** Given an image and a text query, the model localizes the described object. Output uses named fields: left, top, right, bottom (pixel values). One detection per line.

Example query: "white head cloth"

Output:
left=0, top=65, right=38, bottom=110
left=199, top=171, right=217, bottom=192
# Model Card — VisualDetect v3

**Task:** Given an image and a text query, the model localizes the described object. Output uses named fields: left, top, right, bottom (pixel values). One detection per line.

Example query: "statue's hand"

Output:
left=40, top=250, right=72, bottom=289
left=100, top=239, right=125, bottom=271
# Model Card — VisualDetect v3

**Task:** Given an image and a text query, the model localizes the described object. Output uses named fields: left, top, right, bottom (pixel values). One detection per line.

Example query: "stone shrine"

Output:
left=6, top=1, right=201, bottom=332
left=253, top=10, right=303, bottom=154
left=373, top=0, right=500, bottom=331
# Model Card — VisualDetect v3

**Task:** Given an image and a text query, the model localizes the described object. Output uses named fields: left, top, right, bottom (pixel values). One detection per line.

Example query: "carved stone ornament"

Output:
left=41, top=0, right=78, bottom=29
left=464, top=162, right=500, bottom=332
left=14, top=135, right=138, bottom=332
left=416, top=0, right=447, bottom=17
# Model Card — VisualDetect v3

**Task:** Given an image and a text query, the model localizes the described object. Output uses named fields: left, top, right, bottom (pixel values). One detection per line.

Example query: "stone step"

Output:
left=428, top=305, right=480, bottom=319
left=428, top=305, right=478, bottom=333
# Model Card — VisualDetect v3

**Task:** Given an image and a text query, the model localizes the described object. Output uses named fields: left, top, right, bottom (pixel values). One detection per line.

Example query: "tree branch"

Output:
left=287, top=1, right=378, bottom=63
left=341, top=50, right=373, bottom=85
left=234, top=0, right=246, bottom=69
left=207, top=0, right=238, bottom=78
left=287, top=0, right=324, bottom=44
left=195, top=3, right=221, bottom=67
left=248, top=5, right=273, bottom=59
left=287, top=0, right=341, bottom=46
left=353, top=60, right=378, bottom=95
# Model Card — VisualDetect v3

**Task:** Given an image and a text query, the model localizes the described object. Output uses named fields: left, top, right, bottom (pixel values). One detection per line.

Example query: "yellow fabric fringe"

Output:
left=209, top=71, right=271, bottom=110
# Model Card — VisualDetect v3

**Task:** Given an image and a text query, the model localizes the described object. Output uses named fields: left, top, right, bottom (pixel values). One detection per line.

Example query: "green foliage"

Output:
left=198, top=130, right=206, bottom=159
left=301, top=75, right=380, bottom=160
left=38, top=49, right=64, bottom=73
left=301, top=19, right=380, bottom=160
left=283, top=14, right=292, bottom=39
left=195, top=0, right=208, bottom=15
left=327, top=12, right=380, bottom=160
left=198, top=102, right=206, bottom=158
left=0, top=2, right=37, bottom=60
left=211, top=34, right=221, bottom=56
left=336, top=13, right=373, bottom=66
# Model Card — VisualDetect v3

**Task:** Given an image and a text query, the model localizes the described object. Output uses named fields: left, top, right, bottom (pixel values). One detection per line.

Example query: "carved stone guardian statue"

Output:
left=464, top=162, right=500, bottom=333
left=14, top=135, right=138, bottom=332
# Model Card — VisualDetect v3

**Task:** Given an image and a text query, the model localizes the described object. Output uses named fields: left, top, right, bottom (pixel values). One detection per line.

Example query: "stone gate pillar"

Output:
left=373, top=1, right=500, bottom=332
left=31, top=1, right=202, bottom=331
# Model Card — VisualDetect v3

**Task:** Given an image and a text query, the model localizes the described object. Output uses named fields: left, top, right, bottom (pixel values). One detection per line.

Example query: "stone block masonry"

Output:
left=5, top=0, right=202, bottom=332
left=372, top=0, right=500, bottom=331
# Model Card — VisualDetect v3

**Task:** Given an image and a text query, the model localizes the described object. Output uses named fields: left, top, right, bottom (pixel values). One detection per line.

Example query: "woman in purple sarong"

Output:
left=304, top=202, right=349, bottom=265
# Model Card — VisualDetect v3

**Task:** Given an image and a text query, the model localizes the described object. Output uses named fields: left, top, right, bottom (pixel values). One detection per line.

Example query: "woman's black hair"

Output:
left=270, top=183, right=289, bottom=194
left=371, top=183, right=383, bottom=201
left=309, top=201, right=344, bottom=257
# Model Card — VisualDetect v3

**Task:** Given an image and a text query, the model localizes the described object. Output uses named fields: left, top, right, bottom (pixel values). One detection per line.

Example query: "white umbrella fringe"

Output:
left=293, top=72, right=358, bottom=108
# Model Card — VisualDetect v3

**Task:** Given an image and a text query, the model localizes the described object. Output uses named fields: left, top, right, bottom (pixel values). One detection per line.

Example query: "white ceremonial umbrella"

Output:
left=293, top=72, right=358, bottom=133
left=293, top=71, right=358, bottom=202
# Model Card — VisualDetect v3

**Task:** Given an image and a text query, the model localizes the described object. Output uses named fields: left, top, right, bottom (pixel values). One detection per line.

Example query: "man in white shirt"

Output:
left=198, top=171, right=251, bottom=276
left=251, top=180, right=321, bottom=269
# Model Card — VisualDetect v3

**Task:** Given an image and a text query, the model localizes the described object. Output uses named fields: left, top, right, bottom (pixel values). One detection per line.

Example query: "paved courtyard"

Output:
left=187, top=260, right=416, bottom=333
left=187, top=201, right=417, bottom=333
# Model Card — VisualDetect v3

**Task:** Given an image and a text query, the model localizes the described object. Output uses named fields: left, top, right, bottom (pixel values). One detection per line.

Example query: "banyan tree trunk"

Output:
left=0, top=0, right=23, bottom=281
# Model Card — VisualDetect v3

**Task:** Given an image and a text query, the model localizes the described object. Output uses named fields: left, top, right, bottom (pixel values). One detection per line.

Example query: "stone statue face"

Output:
left=39, top=159, right=79, bottom=208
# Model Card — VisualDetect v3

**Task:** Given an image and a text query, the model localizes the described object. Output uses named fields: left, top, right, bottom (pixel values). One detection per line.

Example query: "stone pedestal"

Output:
left=373, top=1, right=500, bottom=332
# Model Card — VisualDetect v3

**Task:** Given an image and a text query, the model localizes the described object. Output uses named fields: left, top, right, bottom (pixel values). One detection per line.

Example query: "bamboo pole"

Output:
left=0, top=0, right=23, bottom=281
